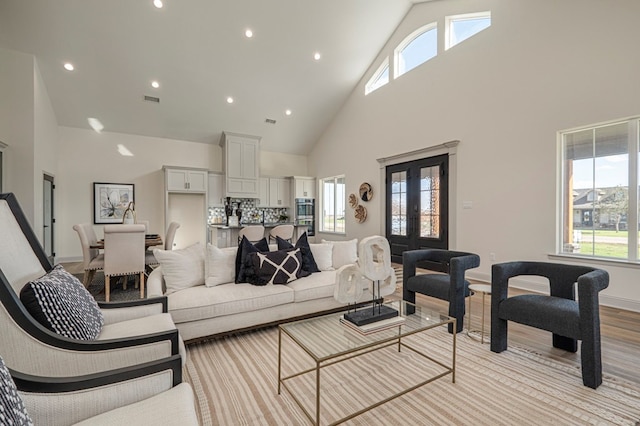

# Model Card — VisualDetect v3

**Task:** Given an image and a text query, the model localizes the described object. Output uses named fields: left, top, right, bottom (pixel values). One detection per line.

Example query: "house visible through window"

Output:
left=445, top=11, right=491, bottom=50
left=320, top=175, right=346, bottom=234
left=394, top=23, right=437, bottom=79
left=559, top=118, right=639, bottom=260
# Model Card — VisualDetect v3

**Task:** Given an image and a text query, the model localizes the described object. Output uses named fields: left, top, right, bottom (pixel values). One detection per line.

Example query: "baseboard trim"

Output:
left=57, top=256, right=83, bottom=264
left=466, top=272, right=640, bottom=313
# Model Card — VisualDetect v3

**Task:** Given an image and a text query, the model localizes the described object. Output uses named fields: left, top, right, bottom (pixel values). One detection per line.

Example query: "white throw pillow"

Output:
left=154, top=243, right=205, bottom=294
left=322, top=238, right=358, bottom=269
left=309, top=243, right=334, bottom=271
left=205, top=244, right=237, bottom=287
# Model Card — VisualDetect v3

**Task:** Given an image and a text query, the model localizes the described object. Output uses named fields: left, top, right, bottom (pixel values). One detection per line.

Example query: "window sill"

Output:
left=317, top=231, right=347, bottom=236
left=548, top=253, right=640, bottom=270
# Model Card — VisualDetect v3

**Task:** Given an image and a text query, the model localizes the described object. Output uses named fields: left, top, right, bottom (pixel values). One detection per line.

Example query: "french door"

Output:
left=386, top=154, right=449, bottom=264
left=43, top=174, right=55, bottom=264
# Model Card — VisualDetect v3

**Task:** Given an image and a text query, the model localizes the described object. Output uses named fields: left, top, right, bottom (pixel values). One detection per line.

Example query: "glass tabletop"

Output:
left=279, top=299, right=453, bottom=361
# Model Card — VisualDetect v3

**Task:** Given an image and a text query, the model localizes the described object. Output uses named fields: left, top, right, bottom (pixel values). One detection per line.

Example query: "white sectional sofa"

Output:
left=147, top=238, right=372, bottom=342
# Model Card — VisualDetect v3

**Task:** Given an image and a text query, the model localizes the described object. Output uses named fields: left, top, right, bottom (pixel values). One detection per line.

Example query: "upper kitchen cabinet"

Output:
left=165, top=167, right=208, bottom=193
left=220, top=132, right=260, bottom=198
left=257, top=177, right=269, bottom=206
left=208, top=172, right=225, bottom=207
left=268, top=177, right=291, bottom=207
left=293, top=176, right=316, bottom=199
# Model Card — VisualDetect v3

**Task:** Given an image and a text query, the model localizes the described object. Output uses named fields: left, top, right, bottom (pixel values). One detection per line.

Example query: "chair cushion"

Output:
left=0, top=356, right=33, bottom=426
left=277, top=232, right=320, bottom=274
left=498, top=294, right=581, bottom=338
left=322, top=238, right=358, bottom=269
left=205, top=245, right=236, bottom=287
left=406, top=273, right=471, bottom=301
left=153, top=243, right=205, bottom=295
left=20, top=265, right=104, bottom=340
left=247, top=249, right=308, bottom=285
left=235, top=237, right=269, bottom=283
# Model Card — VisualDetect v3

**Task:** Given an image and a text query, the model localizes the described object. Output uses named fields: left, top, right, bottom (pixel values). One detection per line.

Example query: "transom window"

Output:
left=559, top=118, right=640, bottom=260
left=365, top=58, right=389, bottom=95
left=445, top=11, right=491, bottom=50
left=320, top=175, right=346, bottom=234
left=394, top=23, right=437, bottom=79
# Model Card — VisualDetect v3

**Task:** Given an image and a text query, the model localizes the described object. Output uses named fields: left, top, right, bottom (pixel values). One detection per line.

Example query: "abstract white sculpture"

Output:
left=334, top=264, right=364, bottom=304
left=358, top=236, right=391, bottom=281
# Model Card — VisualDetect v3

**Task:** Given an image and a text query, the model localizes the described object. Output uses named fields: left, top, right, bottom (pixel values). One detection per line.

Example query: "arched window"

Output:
left=365, top=58, right=389, bottom=95
left=394, top=23, right=437, bottom=79
left=445, top=11, right=491, bottom=50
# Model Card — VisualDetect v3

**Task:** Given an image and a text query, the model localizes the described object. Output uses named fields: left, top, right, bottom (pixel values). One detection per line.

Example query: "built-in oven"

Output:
left=295, top=198, right=315, bottom=236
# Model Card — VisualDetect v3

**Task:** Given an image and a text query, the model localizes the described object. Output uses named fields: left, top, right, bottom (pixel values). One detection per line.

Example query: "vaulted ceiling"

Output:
left=0, top=0, right=432, bottom=154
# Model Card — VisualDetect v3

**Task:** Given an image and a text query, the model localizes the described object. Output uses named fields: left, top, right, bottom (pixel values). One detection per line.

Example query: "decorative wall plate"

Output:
left=348, top=193, right=358, bottom=208
left=355, top=205, right=367, bottom=223
left=359, top=182, right=372, bottom=202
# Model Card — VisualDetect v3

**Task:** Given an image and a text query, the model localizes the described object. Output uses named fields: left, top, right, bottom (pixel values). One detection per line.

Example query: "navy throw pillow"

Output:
left=235, top=236, right=270, bottom=283
left=276, top=232, right=320, bottom=274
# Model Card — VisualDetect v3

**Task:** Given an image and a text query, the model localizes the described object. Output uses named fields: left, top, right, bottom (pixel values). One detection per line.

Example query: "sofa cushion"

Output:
left=205, top=245, right=236, bottom=287
left=309, top=243, right=333, bottom=271
left=20, top=264, right=104, bottom=340
left=235, top=237, right=269, bottom=283
left=248, top=249, right=308, bottom=285
left=276, top=232, right=320, bottom=274
left=153, top=243, right=205, bottom=294
left=322, top=239, right=358, bottom=269
left=0, top=356, right=33, bottom=426
left=287, top=270, right=338, bottom=302
left=166, top=283, right=294, bottom=324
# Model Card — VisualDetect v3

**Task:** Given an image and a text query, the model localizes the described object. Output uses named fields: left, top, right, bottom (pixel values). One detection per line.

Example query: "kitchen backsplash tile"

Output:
left=209, top=198, right=289, bottom=225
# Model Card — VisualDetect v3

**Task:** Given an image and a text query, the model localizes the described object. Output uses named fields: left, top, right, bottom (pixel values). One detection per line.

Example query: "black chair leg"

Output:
left=552, top=334, right=578, bottom=352
left=490, top=318, right=508, bottom=353
left=403, top=288, right=416, bottom=315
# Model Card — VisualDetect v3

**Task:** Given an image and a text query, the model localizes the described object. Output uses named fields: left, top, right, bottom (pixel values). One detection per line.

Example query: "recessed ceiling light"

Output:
left=153, top=0, right=163, bottom=8
left=63, top=63, right=74, bottom=71
left=245, top=29, right=253, bottom=38
left=313, top=52, right=321, bottom=61
left=226, top=97, right=234, bottom=104
left=87, top=117, right=104, bottom=133
left=151, top=80, right=160, bottom=89
left=285, top=109, right=292, bottom=116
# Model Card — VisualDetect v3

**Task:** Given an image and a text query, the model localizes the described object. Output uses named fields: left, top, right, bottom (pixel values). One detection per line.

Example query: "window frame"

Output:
left=557, top=116, right=640, bottom=262
left=393, top=22, right=438, bottom=79
left=319, top=175, right=346, bottom=235
left=445, top=11, right=491, bottom=51
left=365, top=57, right=389, bottom=95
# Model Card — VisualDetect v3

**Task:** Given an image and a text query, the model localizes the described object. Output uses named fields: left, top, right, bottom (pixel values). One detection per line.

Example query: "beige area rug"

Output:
left=184, top=325, right=640, bottom=426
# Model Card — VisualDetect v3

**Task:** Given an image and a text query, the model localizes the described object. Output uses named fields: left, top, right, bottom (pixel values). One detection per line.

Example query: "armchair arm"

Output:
left=577, top=269, right=609, bottom=330
left=99, top=297, right=168, bottom=325
left=147, top=267, right=166, bottom=298
left=402, top=249, right=438, bottom=284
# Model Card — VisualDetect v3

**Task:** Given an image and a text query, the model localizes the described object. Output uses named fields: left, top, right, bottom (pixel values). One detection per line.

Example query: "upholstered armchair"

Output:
left=0, top=193, right=186, bottom=381
left=490, top=261, right=609, bottom=388
left=403, top=249, right=480, bottom=333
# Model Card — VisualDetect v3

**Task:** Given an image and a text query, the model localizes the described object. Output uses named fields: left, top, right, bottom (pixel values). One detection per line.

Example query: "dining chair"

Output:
left=238, top=225, right=265, bottom=244
left=145, top=222, right=180, bottom=269
left=72, top=223, right=104, bottom=287
left=103, top=224, right=146, bottom=302
left=269, top=224, right=294, bottom=243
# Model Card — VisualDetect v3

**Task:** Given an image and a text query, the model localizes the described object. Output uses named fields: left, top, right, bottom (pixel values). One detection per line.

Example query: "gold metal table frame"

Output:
left=277, top=300, right=456, bottom=426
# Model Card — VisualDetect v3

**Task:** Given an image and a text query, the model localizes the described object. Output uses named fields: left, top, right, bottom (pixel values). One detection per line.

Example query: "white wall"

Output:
left=57, top=126, right=309, bottom=260
left=309, top=0, right=640, bottom=311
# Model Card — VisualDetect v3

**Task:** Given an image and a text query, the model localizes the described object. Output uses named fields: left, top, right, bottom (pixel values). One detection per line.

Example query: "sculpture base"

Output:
left=344, top=305, right=398, bottom=326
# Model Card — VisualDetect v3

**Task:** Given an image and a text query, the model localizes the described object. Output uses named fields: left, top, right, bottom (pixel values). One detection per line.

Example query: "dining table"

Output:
left=90, top=234, right=163, bottom=250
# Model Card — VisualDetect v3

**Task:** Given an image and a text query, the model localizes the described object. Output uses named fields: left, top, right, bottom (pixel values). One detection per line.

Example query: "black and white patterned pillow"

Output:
left=248, top=248, right=307, bottom=285
left=276, top=232, right=320, bottom=274
left=0, top=357, right=33, bottom=426
left=20, top=265, right=104, bottom=340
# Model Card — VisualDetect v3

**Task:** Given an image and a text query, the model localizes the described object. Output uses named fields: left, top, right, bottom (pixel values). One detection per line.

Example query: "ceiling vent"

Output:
left=144, top=95, right=160, bottom=103
left=265, top=118, right=276, bottom=124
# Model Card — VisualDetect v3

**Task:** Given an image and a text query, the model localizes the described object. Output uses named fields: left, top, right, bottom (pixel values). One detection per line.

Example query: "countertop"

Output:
left=208, top=222, right=301, bottom=229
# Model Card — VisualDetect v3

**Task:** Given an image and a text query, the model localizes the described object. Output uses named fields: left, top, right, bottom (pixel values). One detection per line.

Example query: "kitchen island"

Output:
left=208, top=222, right=309, bottom=248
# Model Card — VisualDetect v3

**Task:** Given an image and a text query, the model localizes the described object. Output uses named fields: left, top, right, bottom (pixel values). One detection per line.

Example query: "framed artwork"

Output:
left=93, top=182, right=135, bottom=224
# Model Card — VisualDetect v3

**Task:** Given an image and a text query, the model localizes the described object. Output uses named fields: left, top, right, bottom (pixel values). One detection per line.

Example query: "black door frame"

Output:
left=43, top=174, right=55, bottom=264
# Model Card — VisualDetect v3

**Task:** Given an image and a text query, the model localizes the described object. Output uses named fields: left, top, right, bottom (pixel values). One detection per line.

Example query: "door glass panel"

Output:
left=391, top=171, right=407, bottom=235
left=420, top=166, right=440, bottom=238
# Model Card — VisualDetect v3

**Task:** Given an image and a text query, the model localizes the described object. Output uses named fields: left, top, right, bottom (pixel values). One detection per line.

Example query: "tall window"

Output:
left=320, top=175, right=346, bottom=234
left=445, top=11, right=491, bottom=50
left=365, top=58, right=389, bottom=95
left=559, top=118, right=639, bottom=260
left=394, top=23, right=437, bottom=79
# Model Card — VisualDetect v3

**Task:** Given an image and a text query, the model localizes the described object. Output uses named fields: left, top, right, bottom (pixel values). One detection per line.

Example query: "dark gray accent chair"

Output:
left=490, top=261, right=609, bottom=389
left=403, top=249, right=480, bottom=333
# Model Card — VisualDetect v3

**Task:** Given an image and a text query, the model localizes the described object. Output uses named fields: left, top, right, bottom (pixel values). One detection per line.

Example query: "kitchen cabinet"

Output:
left=268, top=177, right=291, bottom=207
left=165, top=167, right=207, bottom=193
left=208, top=173, right=224, bottom=207
left=257, top=177, right=269, bottom=206
left=293, top=177, right=315, bottom=199
left=221, top=132, right=260, bottom=198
